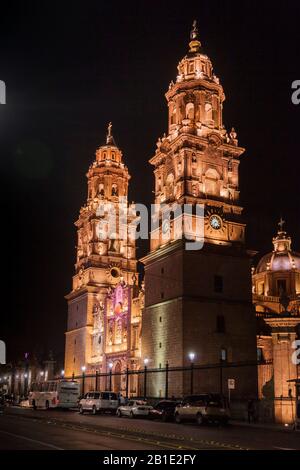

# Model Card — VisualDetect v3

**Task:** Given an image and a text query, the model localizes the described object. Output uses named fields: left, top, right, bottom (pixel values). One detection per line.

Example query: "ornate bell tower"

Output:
left=141, top=22, right=258, bottom=399
left=64, top=124, right=139, bottom=378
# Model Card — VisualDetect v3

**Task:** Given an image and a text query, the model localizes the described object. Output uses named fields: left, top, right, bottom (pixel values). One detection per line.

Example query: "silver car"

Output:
left=117, top=400, right=153, bottom=418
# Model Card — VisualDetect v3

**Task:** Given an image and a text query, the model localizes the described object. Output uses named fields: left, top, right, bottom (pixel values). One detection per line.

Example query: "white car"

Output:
left=117, top=400, right=153, bottom=418
left=79, top=391, right=118, bottom=415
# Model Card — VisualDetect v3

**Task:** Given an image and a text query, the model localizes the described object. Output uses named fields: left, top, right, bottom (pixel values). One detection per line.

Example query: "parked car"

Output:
left=0, top=394, right=5, bottom=414
left=117, top=400, right=153, bottom=418
left=149, top=400, right=178, bottom=421
left=174, top=393, right=230, bottom=425
left=79, top=391, right=118, bottom=415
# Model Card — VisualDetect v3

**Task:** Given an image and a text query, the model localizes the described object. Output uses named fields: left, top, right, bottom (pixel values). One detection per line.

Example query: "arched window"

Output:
left=111, top=152, right=115, bottom=160
left=98, top=183, right=105, bottom=197
left=171, top=108, right=177, bottom=125
left=112, top=184, right=118, bottom=197
left=205, top=102, right=213, bottom=121
left=205, top=168, right=219, bottom=196
left=186, top=102, right=194, bottom=120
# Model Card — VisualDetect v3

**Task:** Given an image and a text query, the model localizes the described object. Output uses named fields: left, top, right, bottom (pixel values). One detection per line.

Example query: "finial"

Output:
left=189, top=20, right=201, bottom=52
left=278, top=217, right=285, bottom=232
left=190, top=20, right=198, bottom=40
left=106, top=122, right=113, bottom=144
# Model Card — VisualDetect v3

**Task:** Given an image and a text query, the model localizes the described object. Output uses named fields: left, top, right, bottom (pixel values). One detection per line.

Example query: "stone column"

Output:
left=265, top=316, right=300, bottom=424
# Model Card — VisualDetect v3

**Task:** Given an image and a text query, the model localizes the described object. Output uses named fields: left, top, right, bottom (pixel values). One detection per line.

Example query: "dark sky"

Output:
left=1, top=1, right=299, bottom=366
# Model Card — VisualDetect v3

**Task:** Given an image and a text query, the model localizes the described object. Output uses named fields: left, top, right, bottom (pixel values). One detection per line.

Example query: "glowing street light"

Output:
left=61, top=370, right=65, bottom=377
left=188, top=352, right=195, bottom=363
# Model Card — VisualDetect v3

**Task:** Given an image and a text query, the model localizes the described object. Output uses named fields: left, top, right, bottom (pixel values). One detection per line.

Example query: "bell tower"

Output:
left=141, top=22, right=258, bottom=399
left=64, top=124, right=138, bottom=378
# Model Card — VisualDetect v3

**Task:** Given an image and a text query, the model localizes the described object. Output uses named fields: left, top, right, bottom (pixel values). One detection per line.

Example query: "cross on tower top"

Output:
left=278, top=217, right=286, bottom=232
left=106, top=121, right=115, bottom=145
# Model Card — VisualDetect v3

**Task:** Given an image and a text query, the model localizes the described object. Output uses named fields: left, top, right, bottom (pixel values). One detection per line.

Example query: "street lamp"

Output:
left=188, top=352, right=195, bottom=394
left=61, top=370, right=65, bottom=378
left=188, top=352, right=195, bottom=362
left=143, top=358, right=149, bottom=400
left=81, top=366, right=86, bottom=396
left=108, top=362, right=113, bottom=391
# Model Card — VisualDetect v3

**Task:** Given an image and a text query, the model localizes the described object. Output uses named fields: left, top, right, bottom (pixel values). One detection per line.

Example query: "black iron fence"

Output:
left=65, top=359, right=271, bottom=399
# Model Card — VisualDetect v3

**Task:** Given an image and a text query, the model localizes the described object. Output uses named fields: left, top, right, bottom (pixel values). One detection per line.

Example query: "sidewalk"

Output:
left=231, top=419, right=300, bottom=433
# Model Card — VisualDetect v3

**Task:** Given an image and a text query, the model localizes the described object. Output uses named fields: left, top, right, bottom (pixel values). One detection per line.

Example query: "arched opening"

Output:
left=186, top=102, right=194, bottom=120
left=204, top=168, right=219, bottom=196
left=205, top=102, right=213, bottom=122
left=111, top=184, right=118, bottom=197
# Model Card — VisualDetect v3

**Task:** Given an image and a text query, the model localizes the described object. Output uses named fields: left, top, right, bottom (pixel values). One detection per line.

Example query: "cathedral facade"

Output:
left=64, top=126, right=143, bottom=395
left=64, top=22, right=299, bottom=423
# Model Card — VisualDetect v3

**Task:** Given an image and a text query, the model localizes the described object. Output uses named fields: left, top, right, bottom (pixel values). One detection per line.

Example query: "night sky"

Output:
left=1, top=1, right=299, bottom=366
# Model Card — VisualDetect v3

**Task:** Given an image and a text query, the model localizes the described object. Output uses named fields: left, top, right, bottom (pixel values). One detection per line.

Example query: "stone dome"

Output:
left=255, top=221, right=300, bottom=273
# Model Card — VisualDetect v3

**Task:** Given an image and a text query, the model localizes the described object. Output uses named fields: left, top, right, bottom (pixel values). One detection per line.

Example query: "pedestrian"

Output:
left=247, top=399, right=255, bottom=423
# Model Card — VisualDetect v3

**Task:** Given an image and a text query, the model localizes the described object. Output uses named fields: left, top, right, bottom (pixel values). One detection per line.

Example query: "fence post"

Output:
left=109, top=370, right=112, bottom=391
left=126, top=367, right=129, bottom=399
left=82, top=372, right=85, bottom=396
left=219, top=359, right=223, bottom=395
left=165, top=362, right=169, bottom=399
left=190, top=362, right=194, bottom=395
left=144, top=365, right=147, bottom=400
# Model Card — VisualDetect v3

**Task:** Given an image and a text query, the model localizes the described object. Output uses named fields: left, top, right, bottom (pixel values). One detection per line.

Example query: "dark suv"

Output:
left=149, top=400, right=178, bottom=421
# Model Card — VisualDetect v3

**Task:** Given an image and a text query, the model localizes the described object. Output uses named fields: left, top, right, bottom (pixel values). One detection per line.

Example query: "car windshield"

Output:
left=136, top=401, right=147, bottom=405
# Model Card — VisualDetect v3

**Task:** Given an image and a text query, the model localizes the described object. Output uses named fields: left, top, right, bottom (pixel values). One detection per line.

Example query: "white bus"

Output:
left=29, top=380, right=80, bottom=410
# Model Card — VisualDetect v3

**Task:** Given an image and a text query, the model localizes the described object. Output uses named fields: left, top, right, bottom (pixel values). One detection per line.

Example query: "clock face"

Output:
left=209, top=215, right=222, bottom=230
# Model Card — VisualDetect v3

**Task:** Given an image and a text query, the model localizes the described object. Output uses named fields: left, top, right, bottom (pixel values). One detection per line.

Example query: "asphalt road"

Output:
left=0, top=407, right=299, bottom=450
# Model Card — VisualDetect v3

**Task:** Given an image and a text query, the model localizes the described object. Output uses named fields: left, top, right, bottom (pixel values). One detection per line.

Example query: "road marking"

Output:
left=0, top=429, right=64, bottom=450
left=275, top=447, right=296, bottom=451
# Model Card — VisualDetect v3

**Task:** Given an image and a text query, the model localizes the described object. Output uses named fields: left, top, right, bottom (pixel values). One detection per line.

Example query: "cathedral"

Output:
left=64, top=22, right=300, bottom=423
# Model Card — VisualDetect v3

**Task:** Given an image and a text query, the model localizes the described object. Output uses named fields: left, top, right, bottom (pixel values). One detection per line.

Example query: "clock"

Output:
left=209, top=215, right=222, bottom=230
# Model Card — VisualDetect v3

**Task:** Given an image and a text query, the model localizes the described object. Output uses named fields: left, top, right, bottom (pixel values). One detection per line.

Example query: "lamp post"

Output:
left=188, top=352, right=195, bottom=395
left=165, top=362, right=169, bottom=400
left=95, top=370, right=99, bottom=391
left=219, top=349, right=227, bottom=395
left=24, top=373, right=28, bottom=398
left=61, top=370, right=65, bottom=378
left=125, top=367, right=129, bottom=400
left=81, top=366, right=86, bottom=396
left=143, top=358, right=149, bottom=400
left=108, top=362, right=113, bottom=391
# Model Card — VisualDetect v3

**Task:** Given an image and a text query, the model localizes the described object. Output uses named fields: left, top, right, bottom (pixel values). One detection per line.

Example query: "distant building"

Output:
left=253, top=220, right=300, bottom=424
